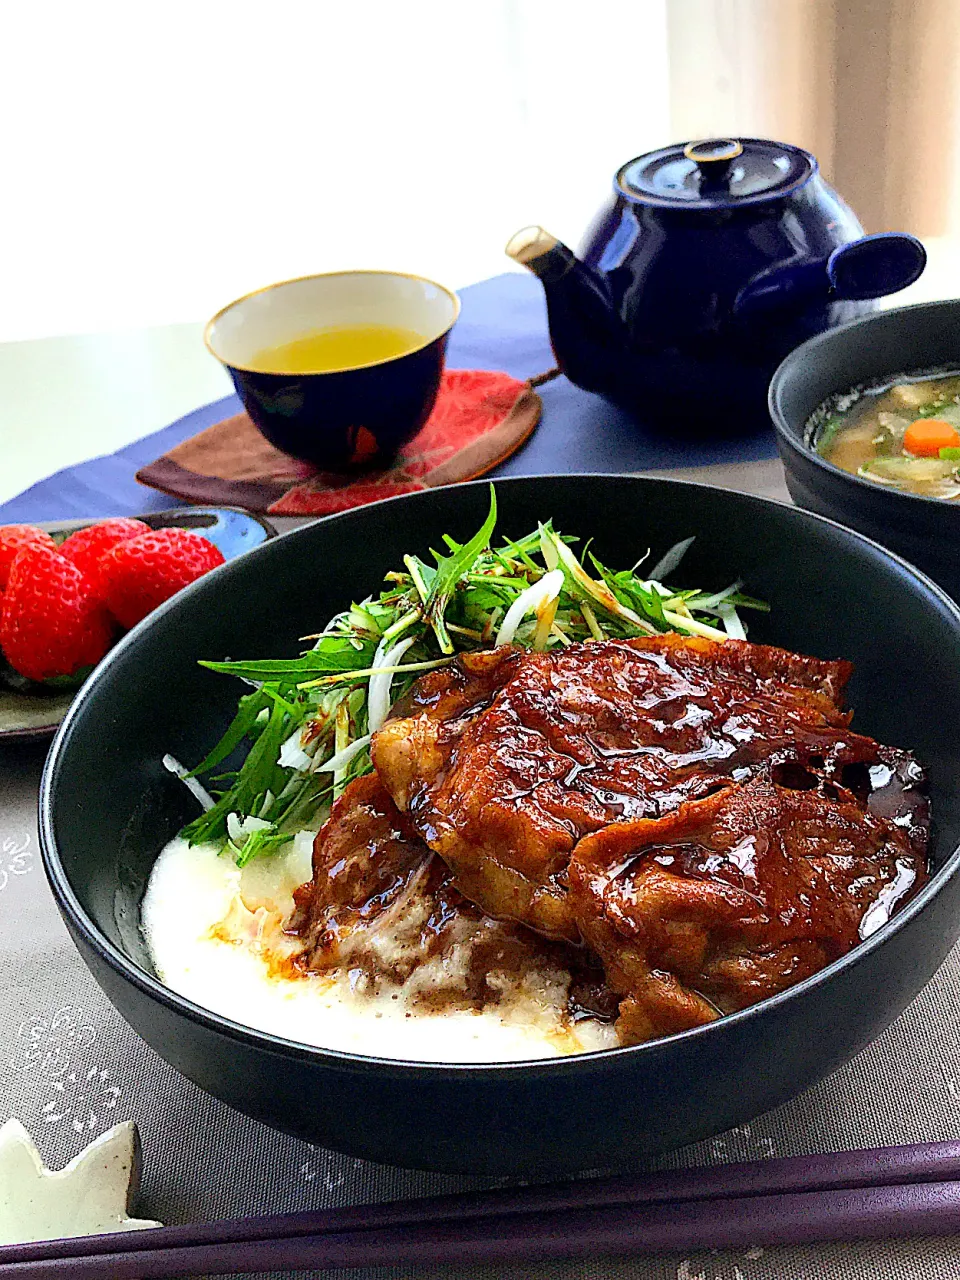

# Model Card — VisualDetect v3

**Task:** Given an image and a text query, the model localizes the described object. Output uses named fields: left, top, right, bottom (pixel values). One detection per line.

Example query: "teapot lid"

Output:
left=617, top=138, right=815, bottom=210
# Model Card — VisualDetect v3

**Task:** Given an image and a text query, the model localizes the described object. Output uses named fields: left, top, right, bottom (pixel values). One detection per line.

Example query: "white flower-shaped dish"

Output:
left=0, top=1118, right=160, bottom=1245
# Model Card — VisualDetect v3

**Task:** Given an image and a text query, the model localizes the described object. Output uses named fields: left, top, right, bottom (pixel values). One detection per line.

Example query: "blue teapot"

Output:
left=506, top=138, right=926, bottom=433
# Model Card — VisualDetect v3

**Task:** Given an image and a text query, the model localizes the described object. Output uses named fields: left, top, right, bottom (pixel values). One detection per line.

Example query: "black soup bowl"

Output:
left=40, top=476, right=960, bottom=1177
left=769, top=298, right=960, bottom=602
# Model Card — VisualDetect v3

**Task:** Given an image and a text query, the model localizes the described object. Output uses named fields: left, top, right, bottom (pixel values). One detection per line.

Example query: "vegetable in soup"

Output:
left=249, top=324, right=424, bottom=374
left=815, top=371, right=960, bottom=499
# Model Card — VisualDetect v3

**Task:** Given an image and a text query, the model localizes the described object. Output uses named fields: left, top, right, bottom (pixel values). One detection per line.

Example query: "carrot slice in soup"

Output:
left=903, top=419, right=960, bottom=456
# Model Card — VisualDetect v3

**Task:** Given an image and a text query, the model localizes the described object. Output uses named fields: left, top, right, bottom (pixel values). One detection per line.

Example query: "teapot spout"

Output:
left=506, top=226, right=627, bottom=393
left=506, top=226, right=581, bottom=282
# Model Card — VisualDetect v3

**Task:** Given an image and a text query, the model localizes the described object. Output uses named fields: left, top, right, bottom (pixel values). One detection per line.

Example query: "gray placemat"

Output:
left=5, top=461, right=960, bottom=1280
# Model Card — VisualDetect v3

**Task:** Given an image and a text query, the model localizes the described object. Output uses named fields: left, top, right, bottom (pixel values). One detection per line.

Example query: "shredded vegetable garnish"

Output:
left=163, top=754, right=215, bottom=812
left=171, top=488, right=768, bottom=864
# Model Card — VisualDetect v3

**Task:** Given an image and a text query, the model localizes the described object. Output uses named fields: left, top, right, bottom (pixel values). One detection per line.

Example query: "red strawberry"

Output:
left=0, top=525, right=57, bottom=589
left=0, top=545, right=114, bottom=682
left=100, top=528, right=225, bottom=629
left=59, top=518, right=150, bottom=597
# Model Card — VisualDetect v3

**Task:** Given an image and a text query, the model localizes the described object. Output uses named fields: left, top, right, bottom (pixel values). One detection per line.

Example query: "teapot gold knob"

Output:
left=683, top=139, right=743, bottom=164
left=683, top=138, right=744, bottom=188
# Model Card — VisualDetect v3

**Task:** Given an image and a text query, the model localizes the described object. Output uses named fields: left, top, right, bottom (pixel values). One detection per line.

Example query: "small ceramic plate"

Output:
left=0, top=507, right=276, bottom=743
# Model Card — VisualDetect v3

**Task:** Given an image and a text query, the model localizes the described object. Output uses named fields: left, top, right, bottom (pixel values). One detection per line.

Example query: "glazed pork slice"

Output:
left=569, top=775, right=928, bottom=1045
left=372, top=635, right=890, bottom=940
left=290, top=773, right=615, bottom=1022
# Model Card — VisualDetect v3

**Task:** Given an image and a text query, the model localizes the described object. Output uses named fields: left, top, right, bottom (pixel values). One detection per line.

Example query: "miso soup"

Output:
left=813, top=370, right=960, bottom=500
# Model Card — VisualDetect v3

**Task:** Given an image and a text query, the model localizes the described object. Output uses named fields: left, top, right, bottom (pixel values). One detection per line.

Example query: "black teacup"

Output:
left=204, top=270, right=460, bottom=469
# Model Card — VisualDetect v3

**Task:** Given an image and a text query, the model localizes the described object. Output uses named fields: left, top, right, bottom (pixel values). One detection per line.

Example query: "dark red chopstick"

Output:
left=5, top=1178, right=960, bottom=1278
left=5, top=1138, right=960, bottom=1276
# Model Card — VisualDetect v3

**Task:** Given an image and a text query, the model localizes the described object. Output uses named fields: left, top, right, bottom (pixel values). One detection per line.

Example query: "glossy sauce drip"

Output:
left=571, top=769, right=928, bottom=1044
left=374, top=635, right=877, bottom=942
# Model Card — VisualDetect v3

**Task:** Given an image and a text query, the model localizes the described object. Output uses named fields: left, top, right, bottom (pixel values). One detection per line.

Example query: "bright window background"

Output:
left=0, top=0, right=670, bottom=342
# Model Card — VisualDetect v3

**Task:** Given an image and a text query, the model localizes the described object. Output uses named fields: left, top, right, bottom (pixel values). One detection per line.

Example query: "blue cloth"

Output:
left=0, top=273, right=778, bottom=522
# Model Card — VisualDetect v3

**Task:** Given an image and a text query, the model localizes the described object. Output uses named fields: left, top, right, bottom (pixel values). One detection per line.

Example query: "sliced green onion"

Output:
left=368, top=636, right=417, bottom=731
left=297, top=657, right=452, bottom=690
left=278, top=727, right=312, bottom=772
left=717, top=604, right=747, bottom=641
left=661, top=609, right=727, bottom=641
left=315, top=734, right=372, bottom=775
left=227, top=812, right=271, bottom=844
left=533, top=592, right=559, bottom=651
left=648, top=536, right=695, bottom=581
left=543, top=529, right=657, bottom=636
left=163, top=754, right=215, bottom=811
left=495, top=569, right=564, bottom=646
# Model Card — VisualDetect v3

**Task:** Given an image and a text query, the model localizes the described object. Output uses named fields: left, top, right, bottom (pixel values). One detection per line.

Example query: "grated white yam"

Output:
left=292, top=829, right=317, bottom=858
left=142, top=835, right=620, bottom=1062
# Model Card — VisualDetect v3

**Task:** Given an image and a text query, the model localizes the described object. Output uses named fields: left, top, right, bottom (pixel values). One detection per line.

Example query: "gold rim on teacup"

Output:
left=204, top=269, right=462, bottom=377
